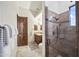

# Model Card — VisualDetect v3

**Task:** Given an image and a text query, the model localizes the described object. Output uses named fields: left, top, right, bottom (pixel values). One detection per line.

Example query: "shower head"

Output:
left=53, top=17, right=59, bottom=21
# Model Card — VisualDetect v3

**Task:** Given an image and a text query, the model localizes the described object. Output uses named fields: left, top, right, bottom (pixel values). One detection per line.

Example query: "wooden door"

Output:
left=17, top=15, right=28, bottom=46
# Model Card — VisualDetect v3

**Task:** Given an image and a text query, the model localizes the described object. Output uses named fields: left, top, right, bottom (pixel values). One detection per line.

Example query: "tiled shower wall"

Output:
left=58, top=11, right=76, bottom=56
left=47, top=10, right=58, bottom=43
left=47, top=10, right=77, bottom=56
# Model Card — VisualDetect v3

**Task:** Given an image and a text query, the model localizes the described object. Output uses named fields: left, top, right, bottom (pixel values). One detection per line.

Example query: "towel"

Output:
left=4, top=24, right=12, bottom=38
left=0, top=24, right=18, bottom=57
left=3, top=27, right=8, bottom=46
left=0, top=28, right=4, bottom=57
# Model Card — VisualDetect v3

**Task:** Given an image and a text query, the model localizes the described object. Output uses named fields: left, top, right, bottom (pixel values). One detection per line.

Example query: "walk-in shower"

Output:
left=45, top=1, right=77, bottom=57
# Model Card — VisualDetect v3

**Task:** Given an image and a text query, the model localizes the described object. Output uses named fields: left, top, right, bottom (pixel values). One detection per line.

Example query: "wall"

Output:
left=34, top=12, right=42, bottom=32
left=0, top=2, right=17, bottom=57
left=58, top=11, right=77, bottom=56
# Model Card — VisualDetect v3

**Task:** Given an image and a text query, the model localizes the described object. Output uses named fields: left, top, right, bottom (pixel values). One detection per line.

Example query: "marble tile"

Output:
left=16, top=45, right=42, bottom=57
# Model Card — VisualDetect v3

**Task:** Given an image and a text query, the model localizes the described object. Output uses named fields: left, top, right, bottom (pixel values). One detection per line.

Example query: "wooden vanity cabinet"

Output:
left=34, top=33, right=42, bottom=44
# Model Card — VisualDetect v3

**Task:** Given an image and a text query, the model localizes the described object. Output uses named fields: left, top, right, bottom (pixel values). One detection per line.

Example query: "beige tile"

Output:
left=16, top=46, right=42, bottom=57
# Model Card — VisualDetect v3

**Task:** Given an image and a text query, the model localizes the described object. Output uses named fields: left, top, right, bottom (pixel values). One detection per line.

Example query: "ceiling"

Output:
left=17, top=1, right=42, bottom=17
left=0, top=1, right=75, bottom=15
left=45, top=1, right=75, bottom=14
left=29, top=1, right=42, bottom=17
left=17, top=1, right=31, bottom=9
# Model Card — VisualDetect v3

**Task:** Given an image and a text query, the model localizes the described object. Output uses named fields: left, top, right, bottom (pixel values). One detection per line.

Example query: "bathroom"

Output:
left=1, top=1, right=79, bottom=57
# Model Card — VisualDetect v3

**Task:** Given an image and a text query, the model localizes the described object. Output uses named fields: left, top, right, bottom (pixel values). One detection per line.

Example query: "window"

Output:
left=69, top=5, right=76, bottom=26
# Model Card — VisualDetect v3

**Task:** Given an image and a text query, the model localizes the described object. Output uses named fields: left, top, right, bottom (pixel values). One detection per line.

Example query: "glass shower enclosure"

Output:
left=45, top=2, right=77, bottom=57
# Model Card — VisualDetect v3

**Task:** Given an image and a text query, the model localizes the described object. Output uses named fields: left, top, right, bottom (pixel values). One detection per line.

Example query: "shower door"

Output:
left=45, top=4, right=77, bottom=57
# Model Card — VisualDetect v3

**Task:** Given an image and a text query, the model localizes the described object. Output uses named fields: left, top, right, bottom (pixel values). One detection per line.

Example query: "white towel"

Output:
left=0, top=28, right=4, bottom=57
left=4, top=24, right=12, bottom=38
left=0, top=25, right=11, bottom=57
left=4, top=25, right=18, bottom=57
left=3, top=26, right=10, bottom=46
left=0, top=24, right=18, bottom=57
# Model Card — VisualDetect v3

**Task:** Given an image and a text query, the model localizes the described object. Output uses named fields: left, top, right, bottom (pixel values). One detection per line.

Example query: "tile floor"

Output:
left=16, top=45, right=42, bottom=57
